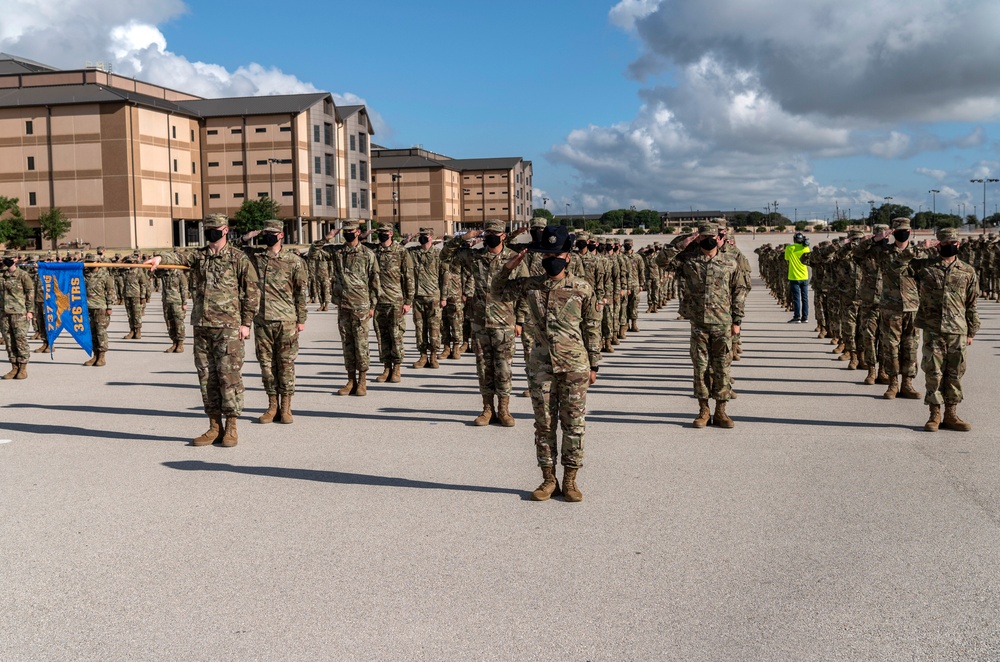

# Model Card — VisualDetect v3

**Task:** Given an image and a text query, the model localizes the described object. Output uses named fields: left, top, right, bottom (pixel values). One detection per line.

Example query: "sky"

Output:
left=4, top=0, right=1000, bottom=221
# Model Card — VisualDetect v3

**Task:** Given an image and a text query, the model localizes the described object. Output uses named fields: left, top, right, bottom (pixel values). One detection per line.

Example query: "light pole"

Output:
left=267, top=157, right=281, bottom=201
left=970, top=178, right=998, bottom=231
left=391, top=173, right=402, bottom=229
left=929, top=189, right=939, bottom=228
left=867, top=200, right=875, bottom=229
left=883, top=196, right=893, bottom=226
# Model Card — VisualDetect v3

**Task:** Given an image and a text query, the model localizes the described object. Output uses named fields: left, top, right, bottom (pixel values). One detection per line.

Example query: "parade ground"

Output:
left=2, top=236, right=999, bottom=660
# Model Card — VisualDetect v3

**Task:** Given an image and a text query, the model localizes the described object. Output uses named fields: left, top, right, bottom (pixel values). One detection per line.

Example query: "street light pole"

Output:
left=970, top=178, right=999, bottom=231
left=267, top=157, right=281, bottom=201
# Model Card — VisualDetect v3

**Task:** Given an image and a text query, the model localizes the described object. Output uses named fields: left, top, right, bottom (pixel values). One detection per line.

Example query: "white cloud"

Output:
left=916, top=167, right=947, bottom=181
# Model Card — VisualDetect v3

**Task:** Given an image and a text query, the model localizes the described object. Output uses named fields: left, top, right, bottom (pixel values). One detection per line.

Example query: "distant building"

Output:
left=0, top=52, right=374, bottom=248
left=371, top=146, right=532, bottom=237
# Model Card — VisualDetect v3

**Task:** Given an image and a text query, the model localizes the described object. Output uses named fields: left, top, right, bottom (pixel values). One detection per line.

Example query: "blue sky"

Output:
left=5, top=0, right=1000, bottom=220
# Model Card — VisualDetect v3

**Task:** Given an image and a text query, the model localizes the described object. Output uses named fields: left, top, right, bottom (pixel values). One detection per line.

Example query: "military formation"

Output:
left=756, top=219, right=983, bottom=431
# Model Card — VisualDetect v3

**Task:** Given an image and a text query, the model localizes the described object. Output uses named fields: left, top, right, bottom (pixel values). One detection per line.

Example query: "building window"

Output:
left=282, top=191, right=293, bottom=197
left=314, top=156, right=321, bottom=175
left=193, top=194, right=197, bottom=205
left=208, top=161, right=219, bottom=167
left=256, top=160, right=268, bottom=166
left=233, top=160, right=243, bottom=166
left=326, top=185, right=334, bottom=207
left=209, top=193, right=221, bottom=199
left=231, top=128, right=242, bottom=135
left=173, top=159, right=178, bottom=172
left=258, top=192, right=268, bottom=198
left=280, top=126, right=291, bottom=133
left=174, top=192, right=179, bottom=205
left=255, top=127, right=266, bottom=133
left=360, top=189, right=368, bottom=210
left=29, top=192, right=36, bottom=206
left=192, top=162, right=197, bottom=174
left=351, top=192, right=358, bottom=209
left=191, top=129, right=195, bottom=142
left=207, top=129, right=218, bottom=135
left=350, top=164, right=356, bottom=180
left=359, top=133, right=367, bottom=153
left=234, top=192, right=245, bottom=199
left=313, top=125, right=320, bottom=142
left=325, top=154, right=333, bottom=176
left=25, top=121, right=33, bottom=135
left=26, top=156, right=34, bottom=171
left=516, top=173, right=520, bottom=183
left=349, top=135, right=356, bottom=151
left=316, top=188, right=322, bottom=206
left=324, top=123, right=333, bottom=146
left=359, top=160, right=368, bottom=181
left=172, top=126, right=176, bottom=139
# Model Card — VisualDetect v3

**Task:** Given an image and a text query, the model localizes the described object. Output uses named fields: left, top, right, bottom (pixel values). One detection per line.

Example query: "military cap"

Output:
left=263, top=219, right=283, bottom=232
left=874, top=224, right=890, bottom=232
left=530, top=225, right=574, bottom=254
left=715, top=217, right=729, bottom=228
left=341, top=220, right=360, bottom=232
left=484, top=219, right=506, bottom=233
left=698, top=223, right=719, bottom=237
left=623, top=238, right=634, bottom=245
left=937, top=227, right=960, bottom=241
left=891, top=217, right=911, bottom=230
left=848, top=229, right=866, bottom=239
left=84, top=253, right=96, bottom=262
left=530, top=217, right=547, bottom=229
left=418, top=227, right=434, bottom=235
left=576, top=231, right=591, bottom=241
left=612, top=238, right=621, bottom=246
left=376, top=222, right=394, bottom=233
left=204, top=213, right=229, bottom=228
left=653, top=241, right=662, bottom=248
left=989, top=232, right=997, bottom=240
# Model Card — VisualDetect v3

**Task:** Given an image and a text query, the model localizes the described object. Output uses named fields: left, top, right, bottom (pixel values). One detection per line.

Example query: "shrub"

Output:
left=794, top=221, right=809, bottom=231
left=681, top=226, right=692, bottom=233
left=664, top=226, right=677, bottom=234
left=774, top=225, right=787, bottom=232
left=813, top=224, right=825, bottom=232
left=756, top=226, right=768, bottom=233
left=632, top=227, right=646, bottom=235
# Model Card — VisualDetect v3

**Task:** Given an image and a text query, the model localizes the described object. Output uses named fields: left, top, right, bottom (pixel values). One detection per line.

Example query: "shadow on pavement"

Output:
left=162, top=460, right=531, bottom=498
left=589, top=409, right=917, bottom=430
left=0, top=420, right=182, bottom=442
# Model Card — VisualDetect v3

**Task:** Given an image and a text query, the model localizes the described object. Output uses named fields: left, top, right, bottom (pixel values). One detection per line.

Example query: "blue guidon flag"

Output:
left=38, top=261, right=92, bottom=356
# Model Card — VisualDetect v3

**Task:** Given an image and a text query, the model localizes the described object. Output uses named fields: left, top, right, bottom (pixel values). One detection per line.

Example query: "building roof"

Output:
left=0, top=84, right=192, bottom=114
left=445, top=157, right=523, bottom=171
left=181, top=92, right=331, bottom=117
left=0, top=53, right=58, bottom=74
left=336, top=104, right=363, bottom=120
left=371, top=155, right=452, bottom=171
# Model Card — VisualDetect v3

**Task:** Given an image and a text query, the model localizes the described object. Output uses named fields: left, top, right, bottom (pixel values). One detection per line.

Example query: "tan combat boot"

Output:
left=375, top=363, right=392, bottom=383
left=496, top=396, right=515, bottom=427
left=412, top=353, right=427, bottom=369
left=875, top=367, right=889, bottom=385
left=473, top=395, right=494, bottom=426
left=631, top=321, right=640, bottom=333
left=941, top=404, right=972, bottom=431
left=923, top=404, right=942, bottom=432
left=278, top=394, right=293, bottom=424
left=692, top=399, right=711, bottom=428
left=459, top=341, right=469, bottom=355
left=619, top=324, right=628, bottom=340
left=1, top=363, right=17, bottom=380
left=847, top=352, right=859, bottom=369
left=134, top=328, right=142, bottom=340
left=611, top=334, right=621, bottom=346
left=33, top=343, right=49, bottom=354
left=531, top=466, right=560, bottom=501
left=258, top=395, right=279, bottom=424
left=192, top=416, right=222, bottom=446
left=337, top=372, right=356, bottom=396
left=604, top=338, right=615, bottom=353
left=220, top=416, right=239, bottom=447
left=428, top=352, right=440, bottom=369
left=122, top=330, right=135, bottom=340
left=354, top=371, right=367, bottom=396
left=838, top=350, right=850, bottom=361
left=899, top=376, right=921, bottom=399
left=562, top=467, right=583, bottom=502
left=439, top=345, right=453, bottom=360
left=449, top=343, right=461, bottom=359
left=389, top=364, right=401, bottom=383
left=817, top=329, right=827, bottom=339
left=13, top=363, right=27, bottom=380
left=174, top=340, right=184, bottom=354
left=882, top=375, right=899, bottom=399
left=713, top=401, right=734, bottom=428
left=165, top=342, right=177, bottom=353
left=83, top=354, right=98, bottom=367
left=95, top=352, right=106, bottom=367
left=863, top=366, right=877, bottom=385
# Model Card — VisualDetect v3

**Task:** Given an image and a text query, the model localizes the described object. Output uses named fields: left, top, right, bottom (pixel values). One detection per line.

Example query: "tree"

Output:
left=0, top=196, right=33, bottom=249
left=39, top=208, right=71, bottom=256
left=600, top=209, right=624, bottom=229
left=532, top=208, right=554, bottom=221
left=830, top=219, right=849, bottom=232
left=232, top=197, right=281, bottom=237
left=637, top=209, right=661, bottom=232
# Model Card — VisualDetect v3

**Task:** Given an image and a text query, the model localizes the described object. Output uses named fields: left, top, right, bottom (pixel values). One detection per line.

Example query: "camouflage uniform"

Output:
left=440, top=253, right=469, bottom=352
left=408, top=229, right=444, bottom=363
left=84, top=256, right=114, bottom=365
left=155, top=268, right=188, bottom=351
left=0, top=259, right=34, bottom=376
left=122, top=261, right=150, bottom=338
left=622, top=238, right=644, bottom=332
left=308, top=242, right=331, bottom=310
left=851, top=226, right=886, bottom=379
left=372, top=225, right=414, bottom=369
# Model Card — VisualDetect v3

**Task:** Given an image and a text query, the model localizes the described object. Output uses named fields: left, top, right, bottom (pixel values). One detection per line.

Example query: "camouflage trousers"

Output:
left=338, top=306, right=371, bottom=374
left=374, top=303, right=406, bottom=364
left=814, top=290, right=826, bottom=329
left=441, top=298, right=464, bottom=348
left=691, top=323, right=732, bottom=401
left=473, top=326, right=515, bottom=398
left=825, top=296, right=841, bottom=339
left=2, top=313, right=30, bottom=363
left=921, top=331, right=967, bottom=405
left=314, top=276, right=330, bottom=304
left=254, top=320, right=299, bottom=395
left=627, top=291, right=640, bottom=321
left=411, top=297, right=441, bottom=355
left=115, top=277, right=124, bottom=302
left=528, top=360, right=589, bottom=469
left=858, top=304, right=880, bottom=367
left=602, top=301, right=616, bottom=339
left=839, top=300, right=861, bottom=352
left=162, top=301, right=185, bottom=342
left=617, top=293, right=627, bottom=326
left=193, top=326, right=245, bottom=417
left=879, top=311, right=919, bottom=377
left=462, top=301, right=473, bottom=343
left=33, top=300, right=44, bottom=335
left=646, top=279, right=659, bottom=308
left=88, top=309, right=109, bottom=353
left=125, top=297, right=143, bottom=331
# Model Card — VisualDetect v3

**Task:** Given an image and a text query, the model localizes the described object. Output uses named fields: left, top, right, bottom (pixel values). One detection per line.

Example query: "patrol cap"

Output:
left=84, top=253, right=96, bottom=262
left=376, top=222, right=394, bottom=233
left=937, top=227, right=960, bottom=241
left=484, top=219, right=506, bottom=233
left=715, top=217, right=729, bottom=228
left=989, top=232, right=997, bottom=240
left=891, top=217, right=911, bottom=230
left=418, top=227, right=434, bottom=235
left=341, top=220, right=360, bottom=232
left=530, top=217, right=547, bottom=229
left=529, top=225, right=574, bottom=254
left=576, top=231, right=591, bottom=241
left=613, top=238, right=621, bottom=246
left=848, top=229, right=866, bottom=239
left=204, top=213, right=229, bottom=228
left=624, top=238, right=634, bottom=245
left=698, top=223, right=719, bottom=237
left=653, top=242, right=662, bottom=248
left=874, top=224, right=890, bottom=232
left=263, top=219, right=283, bottom=232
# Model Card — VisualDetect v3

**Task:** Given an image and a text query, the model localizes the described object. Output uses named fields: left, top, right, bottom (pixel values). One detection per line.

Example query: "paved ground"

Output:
left=2, top=236, right=999, bottom=661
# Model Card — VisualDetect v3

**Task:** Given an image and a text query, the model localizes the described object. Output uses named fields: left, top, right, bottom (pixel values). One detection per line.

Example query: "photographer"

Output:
left=785, top=232, right=811, bottom=323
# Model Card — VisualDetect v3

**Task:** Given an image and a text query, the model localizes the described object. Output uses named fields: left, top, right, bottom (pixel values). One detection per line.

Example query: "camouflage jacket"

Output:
left=578, top=251, right=607, bottom=300
left=0, top=268, right=35, bottom=315
left=493, top=269, right=602, bottom=373
left=157, top=243, right=260, bottom=328
left=833, top=244, right=863, bottom=302
left=408, top=246, right=444, bottom=300
left=33, top=268, right=45, bottom=303
left=325, top=242, right=380, bottom=310
left=915, top=257, right=980, bottom=337
left=860, top=240, right=934, bottom=312
left=123, top=267, right=150, bottom=299
left=374, top=242, right=414, bottom=306
left=622, top=251, right=645, bottom=290
left=850, top=241, right=882, bottom=304
left=236, top=244, right=309, bottom=324
left=657, top=246, right=748, bottom=325
left=156, top=270, right=188, bottom=306
left=440, top=237, right=527, bottom=329
left=308, top=243, right=331, bottom=278
left=85, top=269, right=114, bottom=311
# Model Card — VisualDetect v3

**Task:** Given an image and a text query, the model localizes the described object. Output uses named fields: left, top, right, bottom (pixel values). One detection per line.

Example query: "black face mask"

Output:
left=587, top=243, right=598, bottom=252
left=879, top=238, right=891, bottom=247
left=603, top=244, right=613, bottom=252
left=542, top=256, right=568, bottom=277
left=343, top=231, right=357, bottom=243
left=893, top=229, right=910, bottom=243
left=939, top=243, right=960, bottom=258
left=530, top=228, right=544, bottom=243
left=596, top=245, right=606, bottom=254
left=575, top=240, right=588, bottom=251
left=483, top=234, right=502, bottom=249
left=261, top=233, right=280, bottom=247
left=699, top=237, right=718, bottom=251
left=378, top=232, right=392, bottom=243
left=205, top=228, right=225, bottom=243
left=419, top=235, right=430, bottom=245
left=3, top=258, right=14, bottom=268
left=624, top=246, right=632, bottom=253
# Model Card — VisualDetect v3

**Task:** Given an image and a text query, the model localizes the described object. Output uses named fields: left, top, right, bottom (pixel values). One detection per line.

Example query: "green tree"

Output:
left=600, top=209, right=624, bottom=229
left=532, top=208, right=554, bottom=221
left=794, top=221, right=809, bottom=231
left=39, top=208, right=71, bottom=256
left=830, top=219, right=849, bottom=232
left=232, top=197, right=281, bottom=237
left=637, top=209, right=661, bottom=231
left=0, top=196, right=33, bottom=249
